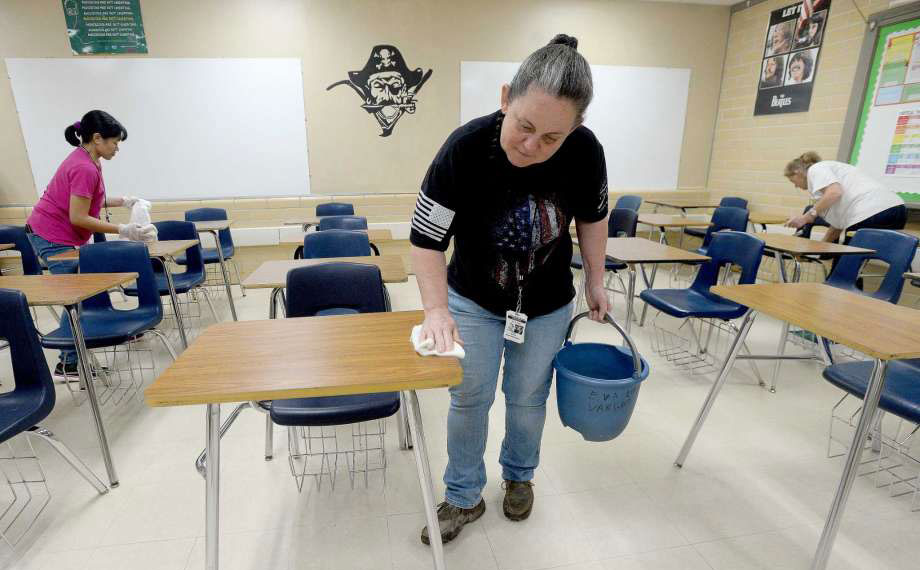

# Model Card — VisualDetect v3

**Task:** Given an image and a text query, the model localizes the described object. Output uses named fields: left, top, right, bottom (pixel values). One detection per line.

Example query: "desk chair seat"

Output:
left=685, top=197, right=748, bottom=239
left=639, top=289, right=747, bottom=320
left=825, top=229, right=918, bottom=304
left=271, top=393, right=400, bottom=427
left=41, top=308, right=163, bottom=350
left=823, top=359, right=920, bottom=424
left=318, top=215, right=369, bottom=231
left=174, top=244, right=233, bottom=266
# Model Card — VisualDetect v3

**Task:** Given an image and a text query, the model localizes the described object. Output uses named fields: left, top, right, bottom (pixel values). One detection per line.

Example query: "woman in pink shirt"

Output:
left=26, top=109, right=155, bottom=377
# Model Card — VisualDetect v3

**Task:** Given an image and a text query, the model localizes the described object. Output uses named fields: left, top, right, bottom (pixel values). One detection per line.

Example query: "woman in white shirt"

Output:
left=784, top=151, right=906, bottom=243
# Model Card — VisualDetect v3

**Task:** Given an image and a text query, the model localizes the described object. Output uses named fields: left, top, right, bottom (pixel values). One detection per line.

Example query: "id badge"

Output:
left=503, top=310, right=528, bottom=344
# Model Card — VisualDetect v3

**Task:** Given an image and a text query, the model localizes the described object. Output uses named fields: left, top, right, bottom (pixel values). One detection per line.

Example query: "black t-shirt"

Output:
left=410, top=111, right=608, bottom=317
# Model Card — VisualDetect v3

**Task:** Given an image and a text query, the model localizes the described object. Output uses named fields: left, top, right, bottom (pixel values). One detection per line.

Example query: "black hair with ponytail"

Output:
left=64, top=110, right=128, bottom=147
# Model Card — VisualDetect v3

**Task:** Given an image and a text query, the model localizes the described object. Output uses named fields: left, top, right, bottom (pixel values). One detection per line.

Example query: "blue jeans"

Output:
left=444, top=288, right=573, bottom=509
left=27, top=233, right=78, bottom=364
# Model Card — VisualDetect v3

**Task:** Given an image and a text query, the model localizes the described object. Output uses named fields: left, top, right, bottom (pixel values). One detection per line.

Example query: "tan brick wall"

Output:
left=707, top=0, right=891, bottom=217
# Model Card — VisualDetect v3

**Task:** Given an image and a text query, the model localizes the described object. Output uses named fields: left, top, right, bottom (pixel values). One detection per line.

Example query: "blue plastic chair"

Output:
left=614, top=195, right=642, bottom=212
left=318, top=215, right=369, bottom=231
left=825, top=229, right=918, bottom=305
left=571, top=208, right=639, bottom=271
left=301, top=229, right=371, bottom=258
left=640, top=232, right=766, bottom=383
left=686, top=198, right=748, bottom=239
left=822, top=358, right=920, bottom=506
left=0, top=289, right=108, bottom=500
left=316, top=202, right=355, bottom=217
left=41, top=241, right=176, bottom=359
left=123, top=221, right=218, bottom=322
left=176, top=207, right=244, bottom=297
left=694, top=206, right=749, bottom=256
left=270, top=263, right=399, bottom=489
left=0, top=226, right=42, bottom=276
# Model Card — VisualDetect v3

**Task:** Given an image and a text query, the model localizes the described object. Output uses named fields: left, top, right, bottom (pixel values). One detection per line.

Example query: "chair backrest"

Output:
left=825, top=229, right=919, bottom=304
left=315, top=202, right=355, bottom=217
left=184, top=207, right=234, bottom=254
left=285, top=262, right=387, bottom=317
left=608, top=208, right=639, bottom=238
left=154, top=221, right=204, bottom=277
left=702, top=206, right=750, bottom=248
left=719, top=196, right=748, bottom=209
left=302, top=229, right=371, bottom=258
left=318, top=215, right=369, bottom=231
left=691, top=231, right=765, bottom=293
left=0, top=289, right=55, bottom=442
left=796, top=204, right=830, bottom=239
left=0, top=225, right=42, bottom=276
left=614, top=195, right=642, bottom=212
left=78, top=241, right=163, bottom=323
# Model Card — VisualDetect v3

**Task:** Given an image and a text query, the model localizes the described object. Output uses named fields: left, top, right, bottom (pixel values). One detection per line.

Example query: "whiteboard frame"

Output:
left=839, top=3, right=920, bottom=162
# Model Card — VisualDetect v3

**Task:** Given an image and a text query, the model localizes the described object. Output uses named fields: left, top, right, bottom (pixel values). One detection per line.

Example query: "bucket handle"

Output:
left=564, top=312, right=642, bottom=379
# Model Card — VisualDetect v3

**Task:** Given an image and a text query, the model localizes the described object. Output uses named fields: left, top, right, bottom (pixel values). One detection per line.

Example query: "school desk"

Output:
left=636, top=214, right=711, bottom=246
left=748, top=212, right=789, bottom=231
left=674, top=282, right=920, bottom=570
left=0, top=272, right=139, bottom=488
left=644, top=198, right=721, bottom=215
left=145, top=310, right=462, bottom=570
left=0, top=244, right=12, bottom=251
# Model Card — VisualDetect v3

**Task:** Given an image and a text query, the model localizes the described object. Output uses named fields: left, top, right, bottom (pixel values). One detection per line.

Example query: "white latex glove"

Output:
left=118, top=223, right=157, bottom=242
left=121, top=195, right=141, bottom=208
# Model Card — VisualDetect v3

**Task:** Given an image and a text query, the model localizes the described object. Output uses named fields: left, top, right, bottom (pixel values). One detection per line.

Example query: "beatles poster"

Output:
left=754, top=0, right=829, bottom=115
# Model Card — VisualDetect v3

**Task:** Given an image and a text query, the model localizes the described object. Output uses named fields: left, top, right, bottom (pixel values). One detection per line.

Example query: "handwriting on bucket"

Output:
left=587, top=389, right=633, bottom=413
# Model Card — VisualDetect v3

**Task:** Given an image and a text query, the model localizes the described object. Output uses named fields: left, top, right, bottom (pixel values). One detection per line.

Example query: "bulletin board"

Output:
left=842, top=4, right=920, bottom=194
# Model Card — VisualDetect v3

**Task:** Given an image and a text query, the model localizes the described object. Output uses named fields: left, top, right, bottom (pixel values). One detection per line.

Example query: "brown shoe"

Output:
left=502, top=480, right=534, bottom=521
left=420, top=500, right=486, bottom=545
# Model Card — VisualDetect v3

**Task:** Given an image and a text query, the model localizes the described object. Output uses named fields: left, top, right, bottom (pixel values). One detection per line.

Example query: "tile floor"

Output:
left=0, top=275, right=918, bottom=570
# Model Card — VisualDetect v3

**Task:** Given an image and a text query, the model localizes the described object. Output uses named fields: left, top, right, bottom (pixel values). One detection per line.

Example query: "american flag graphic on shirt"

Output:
left=411, top=191, right=455, bottom=244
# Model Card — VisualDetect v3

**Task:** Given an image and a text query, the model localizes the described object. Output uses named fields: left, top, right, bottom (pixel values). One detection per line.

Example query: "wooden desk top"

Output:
left=638, top=214, right=712, bottom=228
left=712, top=282, right=920, bottom=360
left=0, top=244, right=13, bottom=252
left=605, top=237, right=710, bottom=264
left=280, top=229, right=394, bottom=243
left=283, top=217, right=321, bottom=226
left=144, top=310, right=462, bottom=406
left=193, top=220, right=233, bottom=232
left=760, top=234, right=874, bottom=257
left=749, top=212, right=789, bottom=226
left=47, top=239, right=200, bottom=262
left=0, top=273, right=138, bottom=306
left=903, top=272, right=920, bottom=281
left=242, top=256, right=408, bottom=289
left=644, top=198, right=721, bottom=209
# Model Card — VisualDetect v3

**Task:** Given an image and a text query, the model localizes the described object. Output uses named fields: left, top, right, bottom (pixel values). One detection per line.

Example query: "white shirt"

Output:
left=807, top=161, right=903, bottom=229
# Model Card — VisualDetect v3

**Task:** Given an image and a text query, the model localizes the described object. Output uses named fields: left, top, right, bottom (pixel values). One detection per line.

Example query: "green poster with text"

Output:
left=62, top=0, right=147, bottom=55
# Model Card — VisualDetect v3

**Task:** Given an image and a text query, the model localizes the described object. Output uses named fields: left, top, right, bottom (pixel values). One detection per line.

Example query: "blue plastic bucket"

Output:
left=553, top=314, right=650, bottom=442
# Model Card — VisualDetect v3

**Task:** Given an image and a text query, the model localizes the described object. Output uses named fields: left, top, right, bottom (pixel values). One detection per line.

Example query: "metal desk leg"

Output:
left=639, top=264, right=659, bottom=328
left=397, top=393, right=413, bottom=450
left=269, top=287, right=283, bottom=320
left=675, top=310, right=757, bottom=468
left=769, top=320, right=791, bottom=393
left=625, top=264, right=637, bottom=335
left=65, top=304, right=118, bottom=488
left=403, top=390, right=445, bottom=570
left=161, top=256, right=188, bottom=349
left=206, top=403, right=221, bottom=570
left=209, top=230, right=238, bottom=322
left=774, top=250, right=788, bottom=283
left=811, top=359, right=888, bottom=570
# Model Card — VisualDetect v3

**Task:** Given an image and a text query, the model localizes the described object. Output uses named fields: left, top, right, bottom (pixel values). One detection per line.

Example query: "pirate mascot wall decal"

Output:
left=327, top=45, right=433, bottom=137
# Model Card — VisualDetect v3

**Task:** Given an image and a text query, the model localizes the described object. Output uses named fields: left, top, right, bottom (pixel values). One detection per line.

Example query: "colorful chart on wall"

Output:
left=850, top=17, right=920, bottom=191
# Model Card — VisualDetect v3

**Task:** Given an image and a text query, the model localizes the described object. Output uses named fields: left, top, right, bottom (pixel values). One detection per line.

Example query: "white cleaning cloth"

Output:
left=410, top=325, right=465, bottom=359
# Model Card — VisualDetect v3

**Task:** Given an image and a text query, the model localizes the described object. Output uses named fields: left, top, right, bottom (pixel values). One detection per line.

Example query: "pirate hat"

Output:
left=347, top=45, right=425, bottom=90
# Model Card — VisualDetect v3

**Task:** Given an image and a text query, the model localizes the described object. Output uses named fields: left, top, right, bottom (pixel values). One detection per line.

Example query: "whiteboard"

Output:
left=5, top=58, right=310, bottom=200
left=461, top=61, right=691, bottom=190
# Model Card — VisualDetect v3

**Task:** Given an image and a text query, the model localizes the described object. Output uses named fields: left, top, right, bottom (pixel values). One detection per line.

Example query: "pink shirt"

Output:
left=27, top=147, right=106, bottom=246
